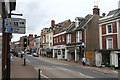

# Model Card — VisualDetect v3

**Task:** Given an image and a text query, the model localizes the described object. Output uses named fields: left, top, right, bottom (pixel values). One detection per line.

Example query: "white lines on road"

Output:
left=35, top=68, right=51, bottom=80
left=79, top=72, right=94, bottom=78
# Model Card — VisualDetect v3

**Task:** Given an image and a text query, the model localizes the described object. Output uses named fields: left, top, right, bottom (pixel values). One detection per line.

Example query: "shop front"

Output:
left=53, top=45, right=66, bottom=59
left=95, top=50, right=120, bottom=69
left=66, top=45, right=83, bottom=62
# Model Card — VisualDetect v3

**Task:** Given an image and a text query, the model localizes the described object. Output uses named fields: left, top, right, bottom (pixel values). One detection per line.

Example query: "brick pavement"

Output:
left=11, top=57, right=38, bottom=79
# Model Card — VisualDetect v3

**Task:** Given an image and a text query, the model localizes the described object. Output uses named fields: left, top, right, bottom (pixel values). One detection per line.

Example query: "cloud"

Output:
left=11, top=0, right=119, bottom=41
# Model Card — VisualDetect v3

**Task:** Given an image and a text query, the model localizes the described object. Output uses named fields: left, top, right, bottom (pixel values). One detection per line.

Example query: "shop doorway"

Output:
left=118, top=54, right=120, bottom=69
left=102, top=53, right=110, bottom=67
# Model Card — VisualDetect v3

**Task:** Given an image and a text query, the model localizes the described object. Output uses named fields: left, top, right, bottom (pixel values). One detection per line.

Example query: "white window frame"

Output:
left=106, top=38, right=113, bottom=49
left=67, top=34, right=71, bottom=43
left=76, top=31, right=82, bottom=43
left=106, top=24, right=112, bottom=34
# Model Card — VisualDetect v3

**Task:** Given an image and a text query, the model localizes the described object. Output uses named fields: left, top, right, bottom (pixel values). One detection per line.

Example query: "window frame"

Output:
left=106, top=38, right=113, bottom=49
left=106, top=24, right=112, bottom=34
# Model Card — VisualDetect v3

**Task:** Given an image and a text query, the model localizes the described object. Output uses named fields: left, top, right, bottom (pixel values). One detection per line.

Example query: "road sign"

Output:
left=0, top=18, right=2, bottom=33
left=4, top=18, right=26, bottom=34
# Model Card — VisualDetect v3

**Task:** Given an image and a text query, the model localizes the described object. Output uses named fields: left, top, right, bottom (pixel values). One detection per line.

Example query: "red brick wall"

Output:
left=53, top=34, right=66, bottom=46
left=102, top=24, right=106, bottom=34
left=71, top=32, right=76, bottom=43
left=112, top=22, right=117, bottom=33
left=82, top=30, right=84, bottom=42
left=102, top=34, right=117, bottom=49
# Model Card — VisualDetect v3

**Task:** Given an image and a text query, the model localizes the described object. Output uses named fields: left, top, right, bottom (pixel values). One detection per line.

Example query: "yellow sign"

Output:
left=86, top=51, right=94, bottom=59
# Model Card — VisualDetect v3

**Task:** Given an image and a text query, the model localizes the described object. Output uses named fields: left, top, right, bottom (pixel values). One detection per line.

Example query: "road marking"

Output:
left=37, top=69, right=51, bottom=80
left=79, top=72, right=94, bottom=78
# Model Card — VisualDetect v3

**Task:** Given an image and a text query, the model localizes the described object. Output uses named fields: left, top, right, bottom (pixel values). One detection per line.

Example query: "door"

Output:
left=118, top=54, right=120, bottom=69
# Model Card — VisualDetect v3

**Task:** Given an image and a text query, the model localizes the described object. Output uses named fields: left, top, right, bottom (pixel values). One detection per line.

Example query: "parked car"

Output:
left=21, top=51, right=24, bottom=55
left=17, top=52, right=22, bottom=58
left=32, top=53, right=39, bottom=57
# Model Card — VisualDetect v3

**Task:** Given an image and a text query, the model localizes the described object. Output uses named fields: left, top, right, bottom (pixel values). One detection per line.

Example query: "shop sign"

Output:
left=54, top=45, right=65, bottom=49
left=86, top=51, right=94, bottom=59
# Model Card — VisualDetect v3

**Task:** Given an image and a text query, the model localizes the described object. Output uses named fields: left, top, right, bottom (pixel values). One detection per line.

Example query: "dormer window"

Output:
left=75, top=19, right=79, bottom=27
left=107, top=24, right=112, bottom=34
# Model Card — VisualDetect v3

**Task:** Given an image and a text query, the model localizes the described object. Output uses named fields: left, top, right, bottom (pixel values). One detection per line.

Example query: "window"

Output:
left=67, top=34, right=71, bottom=43
left=76, top=31, right=82, bottom=42
left=62, top=36, right=65, bottom=42
left=107, top=38, right=113, bottom=49
left=50, top=35, right=52, bottom=40
left=59, top=36, right=61, bottom=42
left=54, top=38, right=56, bottom=43
left=50, top=43, right=52, bottom=47
left=43, top=36, right=45, bottom=43
left=57, top=37, right=58, bottom=43
left=107, top=24, right=112, bottom=34
left=47, top=35, right=49, bottom=40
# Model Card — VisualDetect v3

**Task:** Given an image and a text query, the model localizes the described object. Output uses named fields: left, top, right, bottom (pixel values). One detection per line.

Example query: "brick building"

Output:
left=95, top=8, right=120, bottom=69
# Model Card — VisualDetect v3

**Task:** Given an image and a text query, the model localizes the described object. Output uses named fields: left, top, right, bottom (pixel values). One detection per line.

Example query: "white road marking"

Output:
left=79, top=72, right=94, bottom=78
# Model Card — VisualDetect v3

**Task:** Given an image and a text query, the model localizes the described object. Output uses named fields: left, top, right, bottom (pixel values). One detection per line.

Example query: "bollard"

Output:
left=38, top=69, right=41, bottom=80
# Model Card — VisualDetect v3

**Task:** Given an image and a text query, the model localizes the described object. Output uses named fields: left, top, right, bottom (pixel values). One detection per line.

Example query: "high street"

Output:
left=26, top=55, right=119, bottom=79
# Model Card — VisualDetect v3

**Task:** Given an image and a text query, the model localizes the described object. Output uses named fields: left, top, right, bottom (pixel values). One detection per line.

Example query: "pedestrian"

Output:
left=11, top=55, right=13, bottom=61
left=82, top=57, right=86, bottom=65
left=21, top=53, right=23, bottom=58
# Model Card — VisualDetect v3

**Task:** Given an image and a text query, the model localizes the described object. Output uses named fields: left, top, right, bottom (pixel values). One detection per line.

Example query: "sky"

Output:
left=11, top=0, right=119, bottom=42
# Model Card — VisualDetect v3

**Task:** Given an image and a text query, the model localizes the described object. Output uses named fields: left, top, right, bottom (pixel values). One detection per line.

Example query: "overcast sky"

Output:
left=11, top=0, right=119, bottom=42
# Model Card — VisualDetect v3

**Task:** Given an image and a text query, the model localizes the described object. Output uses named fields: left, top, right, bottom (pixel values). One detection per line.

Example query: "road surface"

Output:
left=27, top=55, right=118, bottom=80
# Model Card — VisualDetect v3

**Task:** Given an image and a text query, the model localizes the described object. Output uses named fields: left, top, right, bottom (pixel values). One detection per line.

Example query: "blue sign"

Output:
left=6, top=27, right=13, bottom=32
left=5, top=21, right=8, bottom=26
left=0, top=27, right=2, bottom=32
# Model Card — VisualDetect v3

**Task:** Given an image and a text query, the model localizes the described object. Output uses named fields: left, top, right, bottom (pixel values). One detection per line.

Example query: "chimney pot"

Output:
left=93, top=5, right=100, bottom=15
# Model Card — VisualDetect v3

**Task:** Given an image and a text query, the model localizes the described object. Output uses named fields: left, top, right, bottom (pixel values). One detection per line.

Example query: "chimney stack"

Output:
left=51, top=20, right=55, bottom=27
left=93, top=5, right=100, bottom=15
left=35, top=34, right=37, bottom=38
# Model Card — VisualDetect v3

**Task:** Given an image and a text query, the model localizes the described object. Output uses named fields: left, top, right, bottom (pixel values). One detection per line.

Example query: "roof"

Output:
left=99, top=8, right=120, bottom=23
left=66, top=22, right=76, bottom=33
left=75, top=14, right=94, bottom=30
left=107, top=8, right=120, bottom=16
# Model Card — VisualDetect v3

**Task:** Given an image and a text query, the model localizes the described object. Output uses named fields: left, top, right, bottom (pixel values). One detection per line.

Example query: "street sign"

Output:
left=4, top=18, right=26, bottom=34
left=0, top=18, right=2, bottom=33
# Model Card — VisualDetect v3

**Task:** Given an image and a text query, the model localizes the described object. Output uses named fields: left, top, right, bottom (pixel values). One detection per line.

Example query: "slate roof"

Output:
left=107, top=8, right=120, bottom=16
left=66, top=22, right=76, bottom=33
left=75, top=14, right=93, bottom=31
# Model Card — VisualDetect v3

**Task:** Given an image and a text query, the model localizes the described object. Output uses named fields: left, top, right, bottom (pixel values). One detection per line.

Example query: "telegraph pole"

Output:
left=2, top=2, right=8, bottom=79
left=2, top=1, right=16, bottom=79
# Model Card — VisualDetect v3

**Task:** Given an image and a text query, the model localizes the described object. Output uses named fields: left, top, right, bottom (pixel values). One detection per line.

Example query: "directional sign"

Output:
left=0, top=18, right=2, bottom=33
left=5, top=27, right=14, bottom=33
left=4, top=18, right=26, bottom=34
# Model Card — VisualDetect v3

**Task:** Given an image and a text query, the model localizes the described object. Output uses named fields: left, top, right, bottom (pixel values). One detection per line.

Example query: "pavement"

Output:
left=39, top=56, right=119, bottom=76
left=0, top=55, right=119, bottom=79
left=10, top=57, right=38, bottom=79
left=0, top=58, right=2, bottom=80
